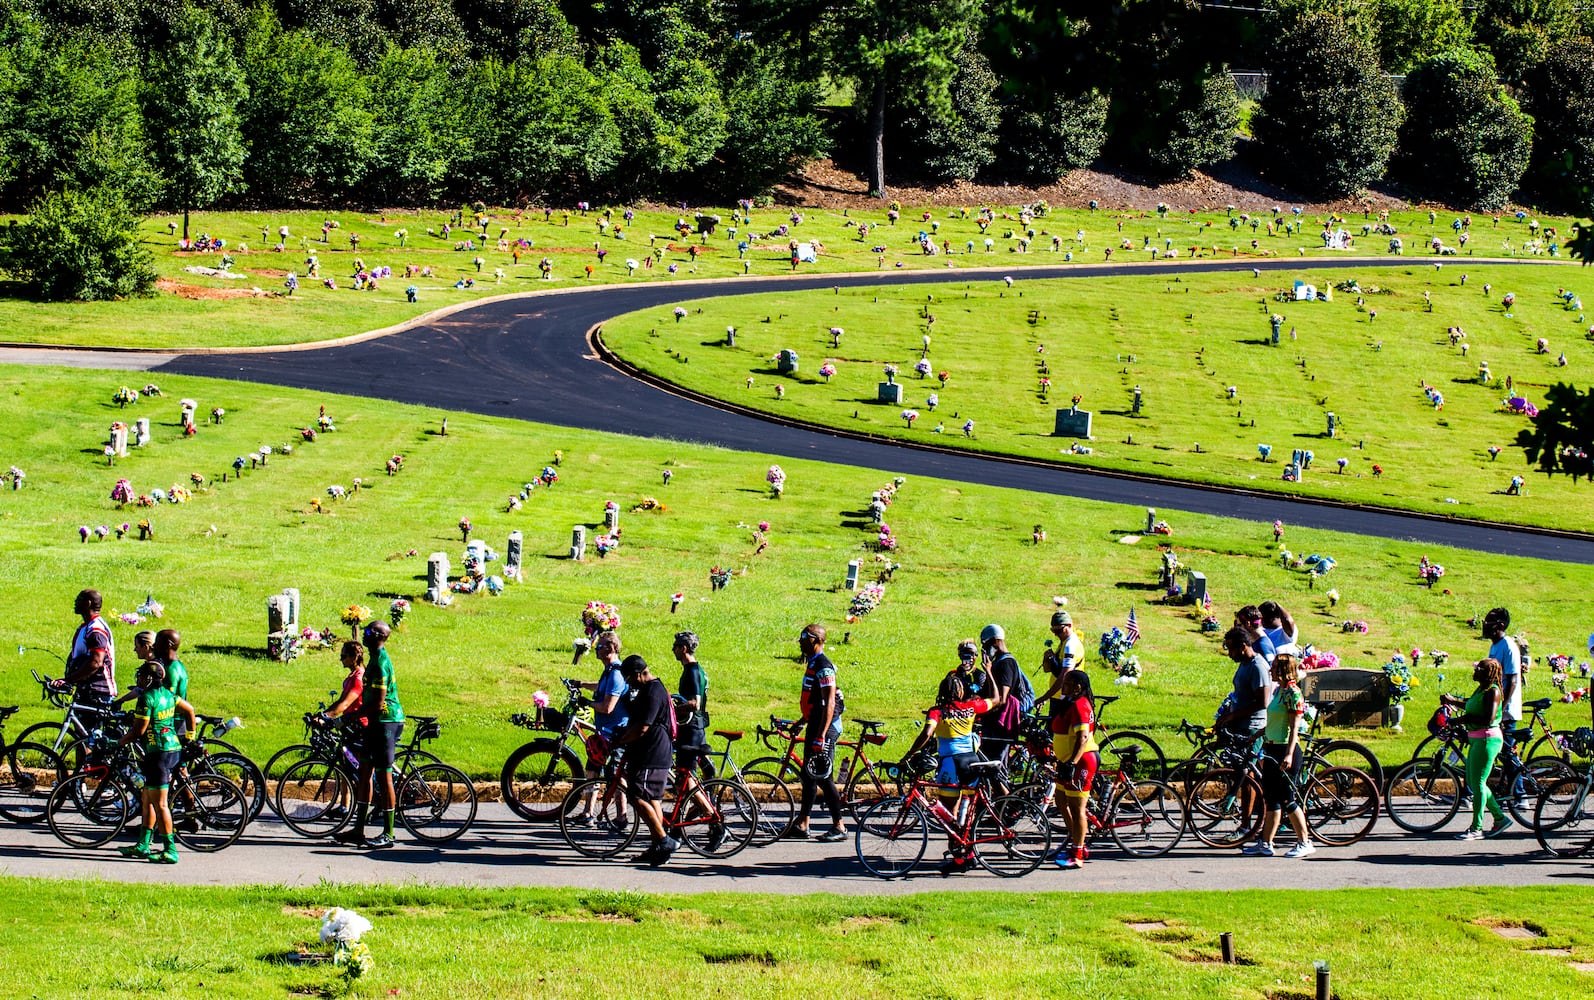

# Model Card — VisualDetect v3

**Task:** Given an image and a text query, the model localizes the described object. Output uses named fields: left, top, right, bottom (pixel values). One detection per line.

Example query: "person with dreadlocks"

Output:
left=905, top=639, right=996, bottom=875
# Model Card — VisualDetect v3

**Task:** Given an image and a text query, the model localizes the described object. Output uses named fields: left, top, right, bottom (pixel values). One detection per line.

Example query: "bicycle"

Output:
left=47, top=732, right=247, bottom=852
left=1091, top=696, right=1167, bottom=783
left=274, top=714, right=477, bottom=843
left=693, top=727, right=796, bottom=846
left=747, top=716, right=899, bottom=818
left=261, top=694, right=440, bottom=809
left=1014, top=744, right=1188, bottom=858
left=853, top=758, right=1051, bottom=879
left=499, top=678, right=594, bottom=822
left=1532, top=765, right=1594, bottom=858
left=20, top=670, right=137, bottom=768
left=558, top=747, right=759, bottom=860
left=1386, top=697, right=1574, bottom=834
left=1407, top=696, right=1565, bottom=772
left=1298, top=700, right=1383, bottom=790
left=1187, top=733, right=1380, bottom=848
left=0, top=704, right=66, bottom=824
left=182, top=715, right=266, bottom=823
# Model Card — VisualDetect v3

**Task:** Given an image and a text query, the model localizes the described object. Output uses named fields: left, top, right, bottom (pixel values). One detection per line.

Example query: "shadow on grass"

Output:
left=192, top=643, right=274, bottom=661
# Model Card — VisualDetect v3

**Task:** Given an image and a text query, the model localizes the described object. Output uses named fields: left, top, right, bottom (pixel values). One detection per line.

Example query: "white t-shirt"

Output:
left=1490, top=636, right=1523, bottom=722
left=1058, top=634, right=1085, bottom=671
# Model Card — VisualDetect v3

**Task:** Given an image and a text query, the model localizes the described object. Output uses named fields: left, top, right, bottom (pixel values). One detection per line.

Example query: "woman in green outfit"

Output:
left=1441, top=657, right=1511, bottom=841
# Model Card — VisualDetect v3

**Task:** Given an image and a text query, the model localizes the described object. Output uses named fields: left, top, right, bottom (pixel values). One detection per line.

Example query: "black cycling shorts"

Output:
left=142, top=749, right=182, bottom=789
left=626, top=765, right=669, bottom=802
left=362, top=721, right=403, bottom=770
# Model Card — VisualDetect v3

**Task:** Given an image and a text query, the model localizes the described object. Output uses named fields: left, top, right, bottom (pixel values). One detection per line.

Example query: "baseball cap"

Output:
left=1051, top=611, right=1073, bottom=628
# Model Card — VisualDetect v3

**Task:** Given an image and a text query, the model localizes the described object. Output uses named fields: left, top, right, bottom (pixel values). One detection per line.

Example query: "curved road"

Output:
left=161, top=259, right=1594, bottom=564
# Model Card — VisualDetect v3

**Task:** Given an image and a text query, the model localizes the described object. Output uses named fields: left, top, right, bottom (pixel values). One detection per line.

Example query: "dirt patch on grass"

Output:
left=837, top=915, right=898, bottom=933
left=703, top=950, right=778, bottom=966
left=279, top=905, right=323, bottom=919
left=1474, top=918, right=1547, bottom=939
left=156, top=278, right=269, bottom=300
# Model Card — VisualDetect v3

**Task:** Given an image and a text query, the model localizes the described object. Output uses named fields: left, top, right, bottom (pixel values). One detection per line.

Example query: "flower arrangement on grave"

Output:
left=141, top=383, right=162, bottom=397
left=4, top=466, right=22, bottom=490
left=310, top=498, right=323, bottom=513
left=540, top=467, right=559, bottom=486
left=458, top=516, right=472, bottom=542
left=1098, top=628, right=1137, bottom=676
left=847, top=583, right=886, bottom=622
left=326, top=485, right=346, bottom=500
left=1038, top=377, right=1051, bottom=394
left=320, top=908, right=375, bottom=984
left=109, top=479, right=135, bottom=505
left=766, top=465, right=786, bottom=497
left=1429, top=649, right=1450, bottom=669
left=1150, top=520, right=1172, bottom=536
left=507, top=495, right=522, bottom=512
left=914, top=359, right=932, bottom=378
left=673, top=306, right=688, bottom=322
left=137, top=519, right=152, bottom=539
left=901, top=409, right=919, bottom=427
left=113, top=386, right=139, bottom=407
left=1301, top=650, right=1339, bottom=672
left=268, top=631, right=302, bottom=662
left=1417, top=556, right=1444, bottom=587
left=819, top=362, right=836, bottom=382
left=709, top=566, right=731, bottom=590
left=302, top=427, right=317, bottom=442
left=1257, top=444, right=1272, bottom=461
left=168, top=486, right=191, bottom=503
left=300, top=626, right=336, bottom=651
left=1113, top=658, right=1142, bottom=686
left=118, top=611, right=143, bottom=627
left=137, top=595, right=163, bottom=619
left=340, top=604, right=373, bottom=639
left=631, top=497, right=664, bottom=512
left=1341, top=620, right=1370, bottom=634
left=582, top=601, right=621, bottom=636
left=386, top=455, right=404, bottom=475
left=1201, top=613, right=1221, bottom=633
left=882, top=364, right=899, bottom=383
left=1326, top=588, right=1341, bottom=607
left=877, top=523, right=897, bottom=551
left=594, top=533, right=619, bottom=557
left=1383, top=655, right=1416, bottom=703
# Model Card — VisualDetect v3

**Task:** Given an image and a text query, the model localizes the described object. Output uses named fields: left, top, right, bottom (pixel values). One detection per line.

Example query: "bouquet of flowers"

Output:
left=320, top=908, right=375, bottom=981
left=168, top=486, right=191, bottom=503
left=137, top=596, right=164, bottom=619
left=1200, top=614, right=1221, bottom=633
left=1384, top=656, right=1416, bottom=702
left=389, top=598, right=410, bottom=628
left=914, top=359, right=932, bottom=378
left=1113, top=658, right=1142, bottom=686
left=268, top=631, right=302, bottom=662
left=709, top=566, right=731, bottom=590
left=300, top=626, right=336, bottom=651
left=1151, top=520, right=1172, bottom=535
left=767, top=465, right=786, bottom=496
left=327, top=485, right=346, bottom=500
left=581, top=601, right=621, bottom=636
left=877, top=524, right=897, bottom=551
left=1099, top=628, right=1135, bottom=669
left=340, top=604, right=373, bottom=639
left=819, top=362, right=836, bottom=381
left=901, top=409, right=919, bottom=427
left=113, top=386, right=139, bottom=407
left=109, top=479, right=135, bottom=505
left=1430, top=649, right=1450, bottom=669
left=1301, top=650, right=1339, bottom=672
left=540, top=467, right=558, bottom=486
left=848, top=583, right=886, bottom=621
left=1341, top=620, right=1370, bottom=634
left=594, top=534, right=618, bottom=557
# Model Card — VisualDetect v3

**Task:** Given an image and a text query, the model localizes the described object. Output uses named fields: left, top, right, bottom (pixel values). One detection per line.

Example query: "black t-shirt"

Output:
left=678, top=661, right=708, bottom=727
left=980, top=653, right=1021, bottom=737
left=626, top=677, right=674, bottom=769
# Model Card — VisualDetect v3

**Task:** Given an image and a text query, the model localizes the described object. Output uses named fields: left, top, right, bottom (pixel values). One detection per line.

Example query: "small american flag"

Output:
left=1125, top=607, right=1140, bottom=646
left=1202, top=590, right=1212, bottom=613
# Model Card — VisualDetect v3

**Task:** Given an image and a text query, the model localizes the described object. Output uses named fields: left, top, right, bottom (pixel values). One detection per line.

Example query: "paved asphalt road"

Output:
left=155, top=259, right=1594, bottom=563
left=1, top=802, right=1588, bottom=894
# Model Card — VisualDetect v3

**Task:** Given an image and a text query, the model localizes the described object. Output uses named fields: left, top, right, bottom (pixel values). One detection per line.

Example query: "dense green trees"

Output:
left=1395, top=49, right=1533, bottom=211
left=3, top=0, right=1594, bottom=205
left=0, top=186, right=157, bottom=300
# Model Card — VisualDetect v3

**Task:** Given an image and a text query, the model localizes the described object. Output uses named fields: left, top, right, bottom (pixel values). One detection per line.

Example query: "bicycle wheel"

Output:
left=853, top=796, right=928, bottom=879
left=47, top=771, right=129, bottom=847
left=0, top=742, right=65, bottom=824
left=1186, top=768, right=1262, bottom=848
left=1534, top=778, right=1594, bottom=859
left=171, top=774, right=246, bottom=852
left=1301, top=767, right=1380, bottom=846
left=1385, top=758, right=1464, bottom=834
left=1099, top=731, right=1167, bottom=782
left=394, top=748, right=443, bottom=772
left=500, top=740, right=585, bottom=822
left=1106, top=779, right=1187, bottom=858
left=971, top=795, right=1051, bottom=877
left=193, top=752, right=265, bottom=824
left=15, top=722, right=66, bottom=753
left=397, top=762, right=478, bottom=843
left=1501, top=758, right=1573, bottom=826
left=274, top=758, right=355, bottom=838
left=1311, top=739, right=1385, bottom=791
left=744, top=755, right=802, bottom=785
left=843, top=761, right=894, bottom=819
left=741, top=769, right=795, bottom=846
left=559, top=778, right=638, bottom=858
left=678, top=778, right=758, bottom=859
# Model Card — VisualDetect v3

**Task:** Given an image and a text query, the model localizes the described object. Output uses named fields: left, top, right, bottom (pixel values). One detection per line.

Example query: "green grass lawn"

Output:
left=1, top=364, right=1590, bottom=777
left=0, top=204, right=1578, bottom=350
left=3, top=879, right=1591, bottom=998
left=601, top=262, right=1594, bottom=532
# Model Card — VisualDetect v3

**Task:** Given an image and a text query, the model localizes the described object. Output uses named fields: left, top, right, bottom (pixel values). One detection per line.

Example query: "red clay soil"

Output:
left=155, top=278, right=270, bottom=300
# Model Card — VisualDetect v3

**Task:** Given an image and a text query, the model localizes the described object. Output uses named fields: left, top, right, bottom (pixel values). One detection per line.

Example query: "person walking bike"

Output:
left=1442, top=658, right=1512, bottom=840
left=610, top=655, right=678, bottom=866
left=351, top=622, right=403, bottom=849
left=1242, top=654, right=1315, bottom=858
left=789, top=624, right=846, bottom=842
left=904, top=659, right=995, bottom=875
left=53, top=589, right=118, bottom=709
left=1053, top=670, right=1099, bottom=870
left=116, top=661, right=197, bottom=863
left=673, top=632, right=710, bottom=776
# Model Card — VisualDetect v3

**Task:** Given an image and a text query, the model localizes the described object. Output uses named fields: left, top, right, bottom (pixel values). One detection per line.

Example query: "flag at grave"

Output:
left=1125, top=608, right=1139, bottom=646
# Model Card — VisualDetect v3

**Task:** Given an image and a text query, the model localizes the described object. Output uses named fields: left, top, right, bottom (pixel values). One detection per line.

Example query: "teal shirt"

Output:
left=136, top=686, right=181, bottom=753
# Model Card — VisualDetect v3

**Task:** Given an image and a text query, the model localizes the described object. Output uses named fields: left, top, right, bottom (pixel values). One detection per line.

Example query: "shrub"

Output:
left=1523, top=37, right=1594, bottom=213
left=997, top=89, right=1110, bottom=183
left=0, top=186, right=157, bottom=301
left=1395, top=48, right=1533, bottom=210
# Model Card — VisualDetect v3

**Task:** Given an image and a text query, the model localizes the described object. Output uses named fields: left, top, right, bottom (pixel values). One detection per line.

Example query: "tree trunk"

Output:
left=869, top=74, right=888, bottom=199
left=182, top=207, right=190, bottom=242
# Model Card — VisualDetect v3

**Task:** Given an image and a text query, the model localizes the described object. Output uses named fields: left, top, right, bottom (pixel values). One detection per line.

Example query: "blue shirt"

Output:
left=594, top=663, right=629, bottom=735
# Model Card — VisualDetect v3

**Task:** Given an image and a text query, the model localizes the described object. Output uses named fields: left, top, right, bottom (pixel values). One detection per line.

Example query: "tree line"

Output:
left=0, top=0, right=1591, bottom=217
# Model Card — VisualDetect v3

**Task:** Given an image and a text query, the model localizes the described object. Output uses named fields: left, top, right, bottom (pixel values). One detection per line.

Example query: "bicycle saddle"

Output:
left=196, top=714, right=225, bottom=726
left=0, top=705, right=17, bottom=719
left=1096, top=696, right=1120, bottom=707
left=853, top=719, right=884, bottom=729
left=1523, top=698, right=1553, bottom=713
left=713, top=729, right=744, bottom=740
left=409, top=715, right=439, bottom=725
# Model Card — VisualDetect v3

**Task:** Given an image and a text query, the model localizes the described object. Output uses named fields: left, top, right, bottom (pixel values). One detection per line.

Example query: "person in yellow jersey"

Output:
left=906, top=641, right=996, bottom=875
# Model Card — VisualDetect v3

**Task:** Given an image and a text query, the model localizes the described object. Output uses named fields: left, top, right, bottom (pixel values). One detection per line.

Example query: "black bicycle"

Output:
left=500, top=678, right=593, bottom=822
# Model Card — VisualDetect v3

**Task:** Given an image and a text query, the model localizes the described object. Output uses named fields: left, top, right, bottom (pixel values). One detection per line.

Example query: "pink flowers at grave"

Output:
left=1038, top=377, right=1051, bottom=393
left=901, top=409, right=919, bottom=427
left=1418, top=556, right=1445, bottom=587
left=1301, top=650, right=1339, bottom=671
left=110, top=479, right=134, bottom=505
left=673, top=307, right=688, bottom=322
left=767, top=465, right=786, bottom=497
left=758, top=520, right=771, bottom=534
left=914, top=359, right=932, bottom=378
left=581, top=601, right=621, bottom=636
left=819, top=362, right=836, bottom=382
left=877, top=523, right=897, bottom=551
left=459, top=516, right=472, bottom=542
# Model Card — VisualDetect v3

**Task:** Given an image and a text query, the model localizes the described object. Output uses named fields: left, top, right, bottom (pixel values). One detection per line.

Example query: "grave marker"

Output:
left=877, top=382, right=904, bottom=404
left=280, top=588, right=300, bottom=634
left=604, top=506, right=620, bottom=533
left=1326, top=412, right=1337, bottom=438
left=505, top=530, right=523, bottom=581
left=110, top=423, right=129, bottom=458
left=1132, top=386, right=1142, bottom=415
left=133, top=418, right=150, bottom=447
left=1184, top=570, right=1208, bottom=607
left=777, top=349, right=799, bottom=375
left=570, top=525, right=587, bottom=561
left=1054, top=408, right=1093, bottom=438
left=1145, top=508, right=1157, bottom=533
left=426, top=553, right=451, bottom=604
left=267, top=594, right=293, bottom=636
left=845, top=560, right=860, bottom=591
left=1300, top=667, right=1387, bottom=727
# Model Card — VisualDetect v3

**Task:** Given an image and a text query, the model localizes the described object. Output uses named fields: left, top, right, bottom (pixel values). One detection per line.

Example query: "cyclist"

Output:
left=1036, top=614, right=1083, bottom=729
left=1258, top=601, right=1299, bottom=656
left=355, top=621, right=404, bottom=849
left=318, top=641, right=368, bottom=845
left=132, top=630, right=155, bottom=664
left=905, top=657, right=996, bottom=875
left=790, top=623, right=847, bottom=842
left=53, top=588, right=118, bottom=709
left=1053, top=669, right=1099, bottom=870
left=152, top=630, right=188, bottom=735
left=1482, top=608, right=1523, bottom=744
left=1215, top=628, right=1273, bottom=741
left=1243, top=653, right=1315, bottom=858
left=1442, top=657, right=1511, bottom=840
left=975, top=631, right=1021, bottom=779
left=672, top=631, right=709, bottom=776
left=115, top=660, right=196, bottom=864
left=571, top=631, right=629, bottom=823
left=611, top=655, right=678, bottom=866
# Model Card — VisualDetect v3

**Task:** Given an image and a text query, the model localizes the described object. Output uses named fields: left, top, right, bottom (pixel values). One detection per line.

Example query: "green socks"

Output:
left=382, top=809, right=395, bottom=836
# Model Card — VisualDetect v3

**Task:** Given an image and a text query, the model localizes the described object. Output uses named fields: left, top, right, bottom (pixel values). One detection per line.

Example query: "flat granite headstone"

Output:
left=1184, top=570, right=1207, bottom=607
left=845, top=560, right=860, bottom=591
left=1301, top=667, right=1388, bottom=727
left=877, top=382, right=903, bottom=404
left=505, top=530, right=523, bottom=581
left=1054, top=408, right=1092, bottom=438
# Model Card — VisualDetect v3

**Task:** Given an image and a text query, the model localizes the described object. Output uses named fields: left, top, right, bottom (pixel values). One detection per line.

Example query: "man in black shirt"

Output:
left=614, top=655, right=677, bottom=865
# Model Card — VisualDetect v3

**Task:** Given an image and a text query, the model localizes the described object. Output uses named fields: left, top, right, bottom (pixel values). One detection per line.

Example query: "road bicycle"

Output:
left=1089, top=696, right=1168, bottom=783
left=852, top=758, right=1051, bottom=879
left=1013, top=743, right=1188, bottom=858
left=1186, top=733, right=1381, bottom=848
left=1532, top=765, right=1594, bottom=858
left=692, top=727, right=796, bottom=846
left=19, top=670, right=143, bottom=768
left=181, top=716, right=266, bottom=823
left=1385, top=698, right=1574, bottom=834
left=262, top=694, right=441, bottom=812
left=747, top=716, right=899, bottom=818
left=0, top=704, right=65, bottom=823
left=274, top=714, right=477, bottom=843
left=1406, top=696, right=1568, bottom=773
left=47, top=732, right=247, bottom=852
left=558, top=747, right=759, bottom=860
left=499, top=678, right=594, bottom=821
